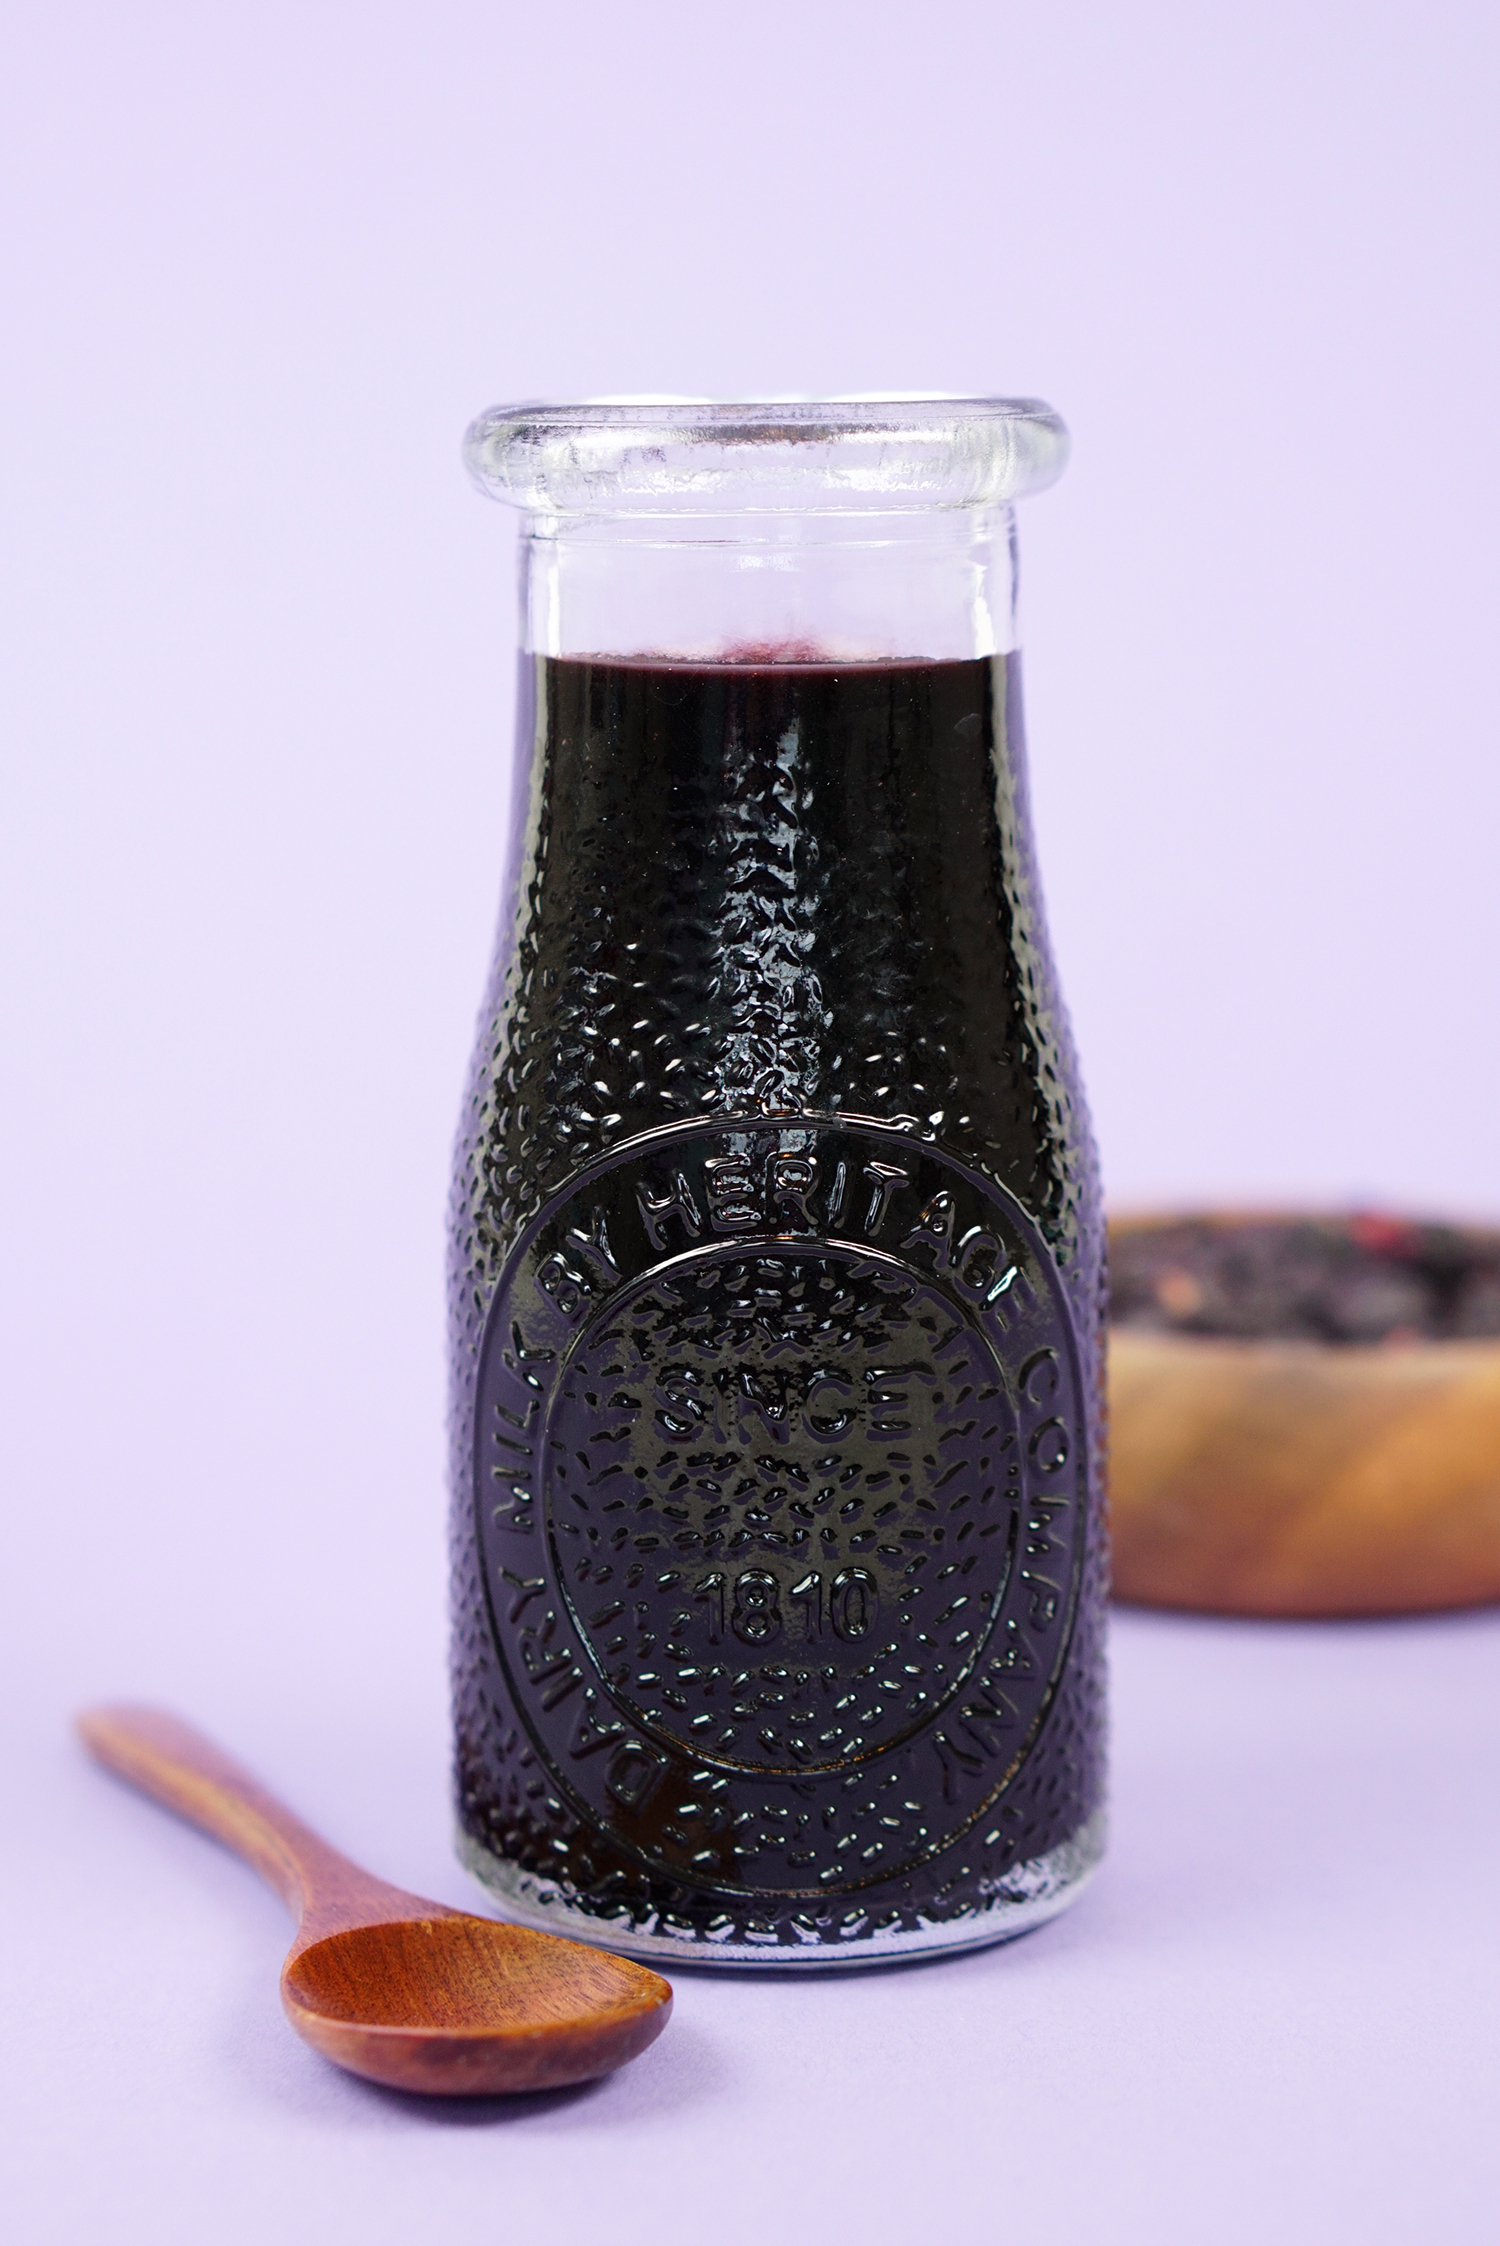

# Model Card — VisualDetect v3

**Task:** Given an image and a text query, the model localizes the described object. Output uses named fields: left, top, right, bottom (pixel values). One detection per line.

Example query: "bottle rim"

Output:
left=464, top=395, right=1069, bottom=516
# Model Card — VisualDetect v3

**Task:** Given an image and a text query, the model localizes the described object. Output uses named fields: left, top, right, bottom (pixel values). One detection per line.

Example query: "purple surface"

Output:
left=3, top=3, right=1498, bottom=2237
left=8, top=1610, right=1499, bottom=2242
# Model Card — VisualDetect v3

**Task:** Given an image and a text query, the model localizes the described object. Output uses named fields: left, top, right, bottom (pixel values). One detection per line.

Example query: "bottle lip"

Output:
left=464, top=395, right=1069, bottom=516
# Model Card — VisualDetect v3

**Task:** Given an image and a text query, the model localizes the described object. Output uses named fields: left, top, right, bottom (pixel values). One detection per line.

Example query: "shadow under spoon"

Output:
left=78, top=1704, right=672, bottom=2096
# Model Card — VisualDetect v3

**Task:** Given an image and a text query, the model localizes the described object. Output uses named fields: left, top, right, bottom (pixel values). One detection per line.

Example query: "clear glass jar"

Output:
left=449, top=397, right=1106, bottom=1967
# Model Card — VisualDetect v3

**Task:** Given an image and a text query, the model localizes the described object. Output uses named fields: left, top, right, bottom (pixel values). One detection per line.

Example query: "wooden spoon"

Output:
left=78, top=1704, right=672, bottom=2096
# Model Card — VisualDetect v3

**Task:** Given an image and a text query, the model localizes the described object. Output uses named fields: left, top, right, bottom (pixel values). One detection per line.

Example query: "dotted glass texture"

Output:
left=449, top=656, right=1107, bottom=1960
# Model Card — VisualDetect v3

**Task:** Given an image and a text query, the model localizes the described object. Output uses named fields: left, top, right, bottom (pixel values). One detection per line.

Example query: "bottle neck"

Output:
left=517, top=505, right=1019, bottom=664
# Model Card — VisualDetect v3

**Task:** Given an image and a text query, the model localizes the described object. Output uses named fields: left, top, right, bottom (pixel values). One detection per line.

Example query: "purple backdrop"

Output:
left=3, top=4, right=1497, bottom=2240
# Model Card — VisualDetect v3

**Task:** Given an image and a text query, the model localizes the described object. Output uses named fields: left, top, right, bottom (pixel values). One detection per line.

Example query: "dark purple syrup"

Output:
left=449, top=656, right=1107, bottom=1957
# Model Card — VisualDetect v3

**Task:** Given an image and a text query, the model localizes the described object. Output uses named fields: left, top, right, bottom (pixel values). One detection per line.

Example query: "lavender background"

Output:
left=4, top=4, right=1497, bottom=2239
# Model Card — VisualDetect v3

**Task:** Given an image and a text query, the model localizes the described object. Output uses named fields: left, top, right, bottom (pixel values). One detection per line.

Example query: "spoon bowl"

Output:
left=79, top=1705, right=672, bottom=2095
left=281, top=1913, right=671, bottom=2094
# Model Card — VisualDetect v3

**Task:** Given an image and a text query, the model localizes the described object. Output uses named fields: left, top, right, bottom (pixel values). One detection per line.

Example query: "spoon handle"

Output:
left=78, top=1704, right=430, bottom=1940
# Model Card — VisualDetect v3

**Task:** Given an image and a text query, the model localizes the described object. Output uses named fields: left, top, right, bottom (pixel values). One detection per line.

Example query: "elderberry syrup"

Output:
left=449, top=400, right=1106, bottom=1966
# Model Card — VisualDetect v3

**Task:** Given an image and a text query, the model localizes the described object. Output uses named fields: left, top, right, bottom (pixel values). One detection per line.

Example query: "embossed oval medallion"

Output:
left=473, top=1118, right=1086, bottom=1899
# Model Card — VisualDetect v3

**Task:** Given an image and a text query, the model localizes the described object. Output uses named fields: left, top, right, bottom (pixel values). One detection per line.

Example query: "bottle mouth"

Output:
left=464, top=395, right=1069, bottom=517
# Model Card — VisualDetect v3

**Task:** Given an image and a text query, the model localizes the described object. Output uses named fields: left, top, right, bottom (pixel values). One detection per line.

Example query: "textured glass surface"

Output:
left=448, top=639, right=1108, bottom=1966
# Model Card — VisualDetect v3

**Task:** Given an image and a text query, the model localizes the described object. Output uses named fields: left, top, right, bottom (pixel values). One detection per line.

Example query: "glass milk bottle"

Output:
left=449, top=398, right=1106, bottom=1966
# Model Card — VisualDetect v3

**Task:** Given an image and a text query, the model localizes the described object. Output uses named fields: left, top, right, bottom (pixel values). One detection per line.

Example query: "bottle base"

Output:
left=456, top=1808, right=1105, bottom=1971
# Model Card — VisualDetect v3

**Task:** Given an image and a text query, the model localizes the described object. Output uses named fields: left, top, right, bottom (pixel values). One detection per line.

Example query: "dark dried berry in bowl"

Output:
left=1109, top=1215, right=1500, bottom=1345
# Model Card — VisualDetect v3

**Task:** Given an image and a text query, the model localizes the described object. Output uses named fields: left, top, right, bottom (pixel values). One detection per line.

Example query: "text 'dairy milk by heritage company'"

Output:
left=449, top=398, right=1107, bottom=1966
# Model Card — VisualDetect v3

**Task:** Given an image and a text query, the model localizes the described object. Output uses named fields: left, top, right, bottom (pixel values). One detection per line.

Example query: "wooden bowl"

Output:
left=1107, top=1213, right=1500, bottom=1617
